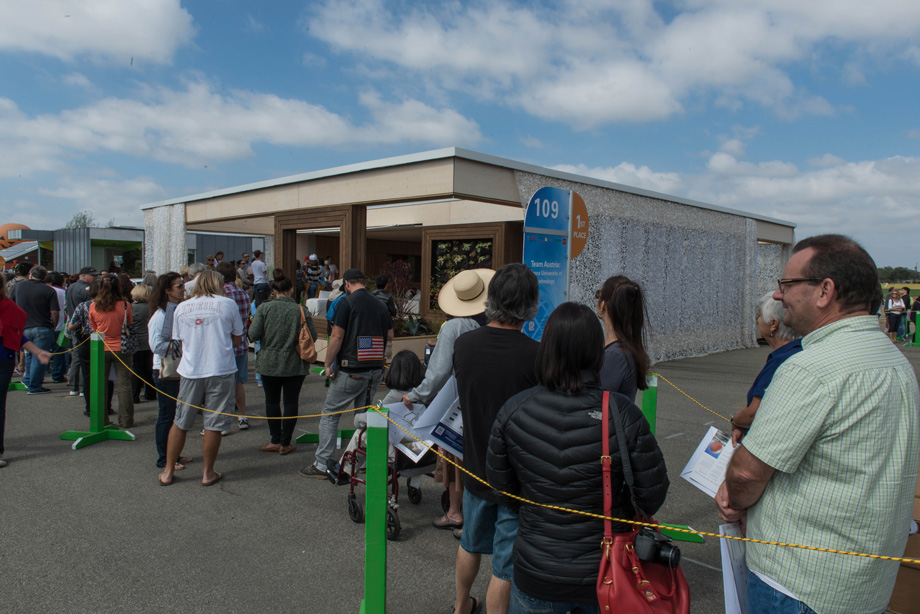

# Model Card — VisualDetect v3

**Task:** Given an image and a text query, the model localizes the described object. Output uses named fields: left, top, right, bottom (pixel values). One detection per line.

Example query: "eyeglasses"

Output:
left=777, top=278, right=822, bottom=293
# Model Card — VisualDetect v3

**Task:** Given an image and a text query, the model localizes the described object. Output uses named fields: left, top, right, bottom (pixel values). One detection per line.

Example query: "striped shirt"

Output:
left=223, top=283, right=251, bottom=356
left=743, top=315, right=920, bottom=614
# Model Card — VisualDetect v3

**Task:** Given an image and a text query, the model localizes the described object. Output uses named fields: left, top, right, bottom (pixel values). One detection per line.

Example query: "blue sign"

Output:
left=523, top=187, right=572, bottom=341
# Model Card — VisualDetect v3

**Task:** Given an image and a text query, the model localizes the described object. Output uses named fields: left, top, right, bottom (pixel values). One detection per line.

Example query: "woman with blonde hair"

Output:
left=88, top=275, right=134, bottom=428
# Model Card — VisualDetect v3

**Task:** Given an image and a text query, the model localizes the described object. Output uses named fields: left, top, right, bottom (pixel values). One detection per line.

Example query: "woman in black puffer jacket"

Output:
left=487, top=302, right=669, bottom=614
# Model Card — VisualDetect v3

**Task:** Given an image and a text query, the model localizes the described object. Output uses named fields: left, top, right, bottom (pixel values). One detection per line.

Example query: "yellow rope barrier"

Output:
left=101, top=338, right=366, bottom=420
left=650, top=372, right=732, bottom=423
left=93, top=337, right=920, bottom=565
left=370, top=405, right=920, bottom=566
left=45, top=334, right=90, bottom=356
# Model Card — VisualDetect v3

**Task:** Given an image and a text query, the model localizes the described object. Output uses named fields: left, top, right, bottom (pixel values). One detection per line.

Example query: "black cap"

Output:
left=342, top=268, right=365, bottom=282
left=79, top=266, right=99, bottom=275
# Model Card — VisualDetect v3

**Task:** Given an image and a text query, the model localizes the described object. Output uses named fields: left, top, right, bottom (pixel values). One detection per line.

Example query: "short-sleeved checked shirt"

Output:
left=743, top=315, right=920, bottom=614
left=223, top=283, right=251, bottom=356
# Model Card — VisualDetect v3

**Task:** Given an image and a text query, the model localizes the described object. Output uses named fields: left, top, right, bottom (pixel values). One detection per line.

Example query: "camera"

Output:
left=634, top=527, right=681, bottom=568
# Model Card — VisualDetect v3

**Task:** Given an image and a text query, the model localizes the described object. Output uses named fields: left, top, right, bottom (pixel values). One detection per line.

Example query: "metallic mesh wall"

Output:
left=514, top=171, right=780, bottom=364
left=755, top=243, right=789, bottom=299
left=143, top=203, right=187, bottom=275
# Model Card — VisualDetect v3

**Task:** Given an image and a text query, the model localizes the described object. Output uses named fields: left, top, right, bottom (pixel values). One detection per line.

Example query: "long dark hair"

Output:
left=93, top=274, right=123, bottom=312
left=385, top=350, right=426, bottom=391
left=597, top=275, right=650, bottom=391
left=150, top=272, right=182, bottom=312
left=535, top=302, right=604, bottom=394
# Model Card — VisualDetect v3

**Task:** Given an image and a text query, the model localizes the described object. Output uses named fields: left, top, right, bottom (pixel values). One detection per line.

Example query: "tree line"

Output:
left=878, top=266, right=919, bottom=283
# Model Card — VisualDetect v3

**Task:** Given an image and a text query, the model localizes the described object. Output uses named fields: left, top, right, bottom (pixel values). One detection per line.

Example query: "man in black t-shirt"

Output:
left=450, top=263, right=539, bottom=614
left=14, top=265, right=59, bottom=394
left=300, top=268, right=394, bottom=481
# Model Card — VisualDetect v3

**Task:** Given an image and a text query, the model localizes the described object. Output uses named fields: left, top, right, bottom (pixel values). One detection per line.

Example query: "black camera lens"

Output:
left=660, top=542, right=681, bottom=568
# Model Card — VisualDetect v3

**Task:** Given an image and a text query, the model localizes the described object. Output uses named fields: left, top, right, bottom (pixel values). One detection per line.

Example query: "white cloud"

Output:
left=62, top=72, right=92, bottom=89
left=36, top=176, right=168, bottom=226
left=552, top=162, right=682, bottom=195
left=0, top=0, right=196, bottom=64
left=0, top=81, right=482, bottom=175
left=306, top=0, right=920, bottom=126
left=809, top=154, right=846, bottom=168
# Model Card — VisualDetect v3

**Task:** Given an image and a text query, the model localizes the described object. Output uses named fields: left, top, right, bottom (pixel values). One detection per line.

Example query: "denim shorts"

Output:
left=460, top=490, right=519, bottom=581
left=509, top=582, right=600, bottom=614
left=234, top=352, right=248, bottom=384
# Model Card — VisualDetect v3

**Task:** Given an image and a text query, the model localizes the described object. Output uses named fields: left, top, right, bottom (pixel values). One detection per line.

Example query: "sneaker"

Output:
left=0, top=458, right=7, bottom=468
left=298, top=465, right=328, bottom=479
left=79, top=392, right=84, bottom=397
left=27, top=388, right=52, bottom=395
left=69, top=391, right=79, bottom=397
left=200, top=428, right=205, bottom=436
left=238, top=418, right=249, bottom=430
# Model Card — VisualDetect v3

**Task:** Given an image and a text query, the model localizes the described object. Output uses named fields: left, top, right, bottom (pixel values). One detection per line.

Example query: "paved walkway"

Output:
left=3, top=342, right=918, bottom=613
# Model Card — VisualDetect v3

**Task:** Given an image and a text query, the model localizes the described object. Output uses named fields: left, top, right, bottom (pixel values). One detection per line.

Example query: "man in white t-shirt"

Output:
left=251, top=250, right=270, bottom=307
left=158, top=270, right=243, bottom=487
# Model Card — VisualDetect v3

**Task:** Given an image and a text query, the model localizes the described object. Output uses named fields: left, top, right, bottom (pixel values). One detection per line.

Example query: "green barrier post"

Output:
left=8, top=381, right=26, bottom=391
left=906, top=313, right=920, bottom=347
left=296, top=367, right=355, bottom=444
left=59, top=332, right=136, bottom=449
left=359, top=404, right=388, bottom=614
left=641, top=374, right=703, bottom=544
left=640, top=375, right=658, bottom=435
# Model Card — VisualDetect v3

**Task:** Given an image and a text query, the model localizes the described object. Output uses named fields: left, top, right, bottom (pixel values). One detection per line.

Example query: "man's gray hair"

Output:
left=188, top=262, right=207, bottom=277
left=29, top=265, right=48, bottom=281
left=756, top=292, right=800, bottom=341
left=484, top=263, right=539, bottom=325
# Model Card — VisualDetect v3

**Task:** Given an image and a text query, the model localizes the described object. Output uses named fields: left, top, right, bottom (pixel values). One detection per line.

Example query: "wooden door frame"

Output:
left=273, top=205, right=367, bottom=277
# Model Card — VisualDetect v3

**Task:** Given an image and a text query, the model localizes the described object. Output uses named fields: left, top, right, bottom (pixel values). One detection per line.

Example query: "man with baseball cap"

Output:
left=300, top=268, right=393, bottom=480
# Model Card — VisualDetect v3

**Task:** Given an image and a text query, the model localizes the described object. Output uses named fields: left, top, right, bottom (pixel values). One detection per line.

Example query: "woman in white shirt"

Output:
left=886, top=288, right=906, bottom=342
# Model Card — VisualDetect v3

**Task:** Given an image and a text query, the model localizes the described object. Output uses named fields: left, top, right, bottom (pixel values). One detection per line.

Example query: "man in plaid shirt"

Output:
left=219, top=262, right=252, bottom=431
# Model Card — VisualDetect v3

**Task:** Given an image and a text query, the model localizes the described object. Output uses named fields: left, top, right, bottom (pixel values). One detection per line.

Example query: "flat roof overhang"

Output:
left=142, top=148, right=795, bottom=244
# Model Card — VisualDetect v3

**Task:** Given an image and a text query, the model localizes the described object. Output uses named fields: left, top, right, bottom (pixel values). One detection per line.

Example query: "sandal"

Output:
left=449, top=596, right=480, bottom=614
left=433, top=515, right=464, bottom=530
left=174, top=462, right=186, bottom=471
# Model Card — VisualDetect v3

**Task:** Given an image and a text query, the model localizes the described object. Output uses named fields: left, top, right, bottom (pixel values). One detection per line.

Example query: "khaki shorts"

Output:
left=174, top=373, right=235, bottom=433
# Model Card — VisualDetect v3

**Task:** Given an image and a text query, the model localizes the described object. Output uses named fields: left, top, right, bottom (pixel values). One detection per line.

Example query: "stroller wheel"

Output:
left=348, top=493, right=365, bottom=524
left=440, top=489, right=450, bottom=513
left=407, top=485, right=422, bottom=505
left=386, top=508, right=401, bottom=540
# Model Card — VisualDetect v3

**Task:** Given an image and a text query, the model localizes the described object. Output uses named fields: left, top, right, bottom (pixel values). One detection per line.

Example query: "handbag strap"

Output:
left=604, top=391, right=650, bottom=522
left=601, top=391, right=614, bottom=545
left=299, top=304, right=307, bottom=328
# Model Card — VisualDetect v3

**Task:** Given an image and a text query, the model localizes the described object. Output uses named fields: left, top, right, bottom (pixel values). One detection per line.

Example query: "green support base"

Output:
left=59, top=425, right=136, bottom=450
left=295, top=428, right=356, bottom=444
left=8, top=381, right=27, bottom=391
left=58, top=332, right=137, bottom=450
left=660, top=523, right=705, bottom=544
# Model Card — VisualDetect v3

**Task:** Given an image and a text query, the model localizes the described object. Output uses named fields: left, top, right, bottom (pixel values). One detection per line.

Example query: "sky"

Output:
left=1, top=0, right=919, bottom=266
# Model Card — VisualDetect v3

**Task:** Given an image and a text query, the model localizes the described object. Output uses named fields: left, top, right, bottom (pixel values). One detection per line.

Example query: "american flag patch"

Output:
left=357, top=336, right=384, bottom=361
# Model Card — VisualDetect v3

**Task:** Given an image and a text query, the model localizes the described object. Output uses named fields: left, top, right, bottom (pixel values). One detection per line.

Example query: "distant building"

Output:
left=142, top=148, right=796, bottom=361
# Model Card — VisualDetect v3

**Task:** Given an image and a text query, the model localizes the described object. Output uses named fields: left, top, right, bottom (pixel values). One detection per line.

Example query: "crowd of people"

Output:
left=0, top=233, right=918, bottom=614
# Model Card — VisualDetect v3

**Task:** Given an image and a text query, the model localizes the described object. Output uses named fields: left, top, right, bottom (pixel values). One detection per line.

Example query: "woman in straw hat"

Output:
left=402, top=268, right=493, bottom=533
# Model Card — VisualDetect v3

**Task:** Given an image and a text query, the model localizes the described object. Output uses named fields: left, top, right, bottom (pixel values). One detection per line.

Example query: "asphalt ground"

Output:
left=3, top=340, right=919, bottom=614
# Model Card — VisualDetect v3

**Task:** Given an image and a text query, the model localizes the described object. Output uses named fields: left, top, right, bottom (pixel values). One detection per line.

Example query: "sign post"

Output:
left=522, top=187, right=588, bottom=340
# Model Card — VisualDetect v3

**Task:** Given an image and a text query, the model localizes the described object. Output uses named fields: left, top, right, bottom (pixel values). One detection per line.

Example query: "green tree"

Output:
left=61, top=210, right=115, bottom=229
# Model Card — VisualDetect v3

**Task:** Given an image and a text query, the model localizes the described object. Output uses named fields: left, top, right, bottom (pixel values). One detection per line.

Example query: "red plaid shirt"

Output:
left=223, top=283, right=251, bottom=356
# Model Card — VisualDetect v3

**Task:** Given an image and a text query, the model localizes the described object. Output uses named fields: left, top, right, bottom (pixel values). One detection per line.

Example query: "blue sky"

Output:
left=1, top=0, right=919, bottom=266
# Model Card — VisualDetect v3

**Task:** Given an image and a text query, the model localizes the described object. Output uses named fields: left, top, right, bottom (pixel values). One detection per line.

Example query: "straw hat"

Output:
left=437, top=269, right=494, bottom=317
left=327, top=279, right=345, bottom=302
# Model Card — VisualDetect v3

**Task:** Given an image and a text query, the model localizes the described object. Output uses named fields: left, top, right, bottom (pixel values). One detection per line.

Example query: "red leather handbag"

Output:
left=597, top=391, right=690, bottom=613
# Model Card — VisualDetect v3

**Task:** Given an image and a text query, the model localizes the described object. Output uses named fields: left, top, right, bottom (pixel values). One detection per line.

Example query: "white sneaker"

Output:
left=238, top=418, right=249, bottom=430
left=69, top=391, right=79, bottom=397
left=0, top=458, right=7, bottom=468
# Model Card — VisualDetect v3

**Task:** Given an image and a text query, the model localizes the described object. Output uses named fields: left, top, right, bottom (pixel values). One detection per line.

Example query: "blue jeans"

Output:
left=23, top=327, right=54, bottom=393
left=314, top=368, right=383, bottom=470
left=898, top=315, right=907, bottom=339
left=746, top=572, right=816, bottom=614
left=254, top=283, right=271, bottom=307
left=510, top=583, right=600, bottom=614
left=153, top=372, right=180, bottom=468
left=51, top=337, right=69, bottom=381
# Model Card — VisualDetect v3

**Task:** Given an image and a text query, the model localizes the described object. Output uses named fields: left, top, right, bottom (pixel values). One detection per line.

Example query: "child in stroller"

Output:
left=337, top=350, right=438, bottom=539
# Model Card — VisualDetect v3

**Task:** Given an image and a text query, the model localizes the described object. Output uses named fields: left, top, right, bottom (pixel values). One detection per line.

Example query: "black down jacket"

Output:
left=486, top=382, right=669, bottom=603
